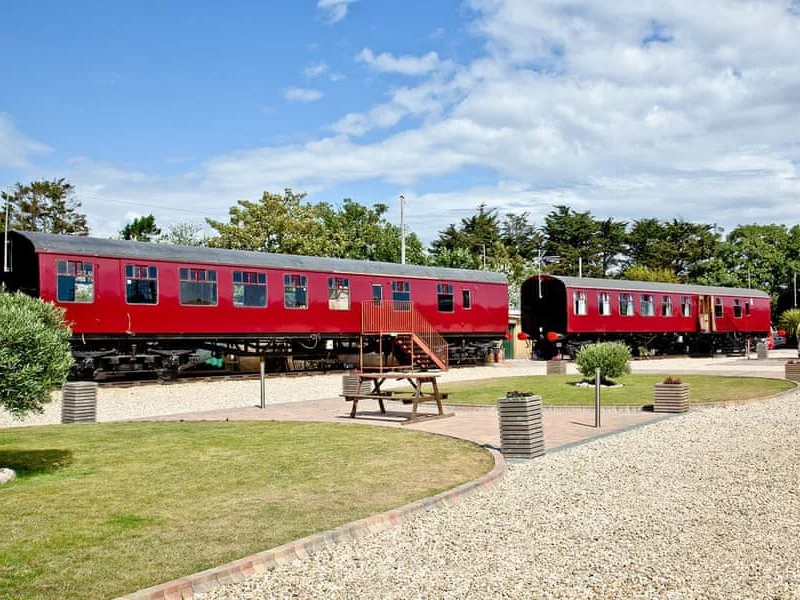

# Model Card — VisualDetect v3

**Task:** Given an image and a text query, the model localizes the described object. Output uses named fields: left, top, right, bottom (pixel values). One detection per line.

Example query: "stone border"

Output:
left=117, top=447, right=506, bottom=600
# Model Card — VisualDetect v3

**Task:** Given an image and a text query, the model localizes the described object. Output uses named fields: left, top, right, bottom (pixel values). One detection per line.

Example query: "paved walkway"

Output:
left=147, top=350, right=798, bottom=451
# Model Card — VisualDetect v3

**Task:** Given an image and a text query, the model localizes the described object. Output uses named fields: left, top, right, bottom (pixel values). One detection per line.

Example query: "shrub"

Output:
left=662, top=376, right=683, bottom=384
left=778, top=308, right=800, bottom=339
left=0, top=291, right=73, bottom=418
left=575, top=342, right=631, bottom=382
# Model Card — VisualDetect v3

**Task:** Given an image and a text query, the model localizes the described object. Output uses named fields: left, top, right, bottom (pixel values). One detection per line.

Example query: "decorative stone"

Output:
left=654, top=383, right=690, bottom=413
left=546, top=360, right=567, bottom=375
left=497, top=394, right=544, bottom=459
left=61, top=382, right=98, bottom=423
left=785, top=362, right=800, bottom=383
left=0, top=468, right=16, bottom=485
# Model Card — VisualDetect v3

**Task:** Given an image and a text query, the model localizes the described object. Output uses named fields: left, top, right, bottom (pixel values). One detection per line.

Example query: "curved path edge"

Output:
left=117, top=447, right=507, bottom=600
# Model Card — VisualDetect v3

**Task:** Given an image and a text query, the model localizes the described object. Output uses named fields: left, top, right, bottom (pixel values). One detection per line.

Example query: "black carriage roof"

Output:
left=538, top=274, right=770, bottom=299
left=13, top=231, right=507, bottom=284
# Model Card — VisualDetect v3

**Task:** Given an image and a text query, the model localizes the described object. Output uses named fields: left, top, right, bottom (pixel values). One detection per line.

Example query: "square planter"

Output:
left=785, top=363, right=800, bottom=383
left=546, top=360, right=567, bottom=375
left=497, top=394, right=544, bottom=459
left=653, top=383, right=689, bottom=413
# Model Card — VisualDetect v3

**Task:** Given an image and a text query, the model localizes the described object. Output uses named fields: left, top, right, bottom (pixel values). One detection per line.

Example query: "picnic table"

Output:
left=342, top=372, right=452, bottom=424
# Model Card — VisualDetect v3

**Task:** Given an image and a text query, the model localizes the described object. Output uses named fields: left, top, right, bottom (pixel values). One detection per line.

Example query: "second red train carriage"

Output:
left=520, top=274, right=771, bottom=358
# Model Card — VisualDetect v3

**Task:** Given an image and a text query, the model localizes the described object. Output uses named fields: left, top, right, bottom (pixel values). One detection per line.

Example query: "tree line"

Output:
left=3, top=178, right=800, bottom=309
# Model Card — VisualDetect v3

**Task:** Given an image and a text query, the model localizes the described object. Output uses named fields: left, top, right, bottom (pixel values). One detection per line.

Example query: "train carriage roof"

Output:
left=537, top=274, right=770, bottom=298
left=12, top=231, right=507, bottom=284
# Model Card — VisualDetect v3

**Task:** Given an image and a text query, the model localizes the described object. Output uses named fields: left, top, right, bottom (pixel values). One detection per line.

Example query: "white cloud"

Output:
left=282, top=87, right=325, bottom=103
left=317, top=0, right=357, bottom=24
left=8, top=1, right=800, bottom=245
left=304, top=61, right=329, bottom=79
left=356, top=48, right=443, bottom=76
left=0, top=113, right=52, bottom=169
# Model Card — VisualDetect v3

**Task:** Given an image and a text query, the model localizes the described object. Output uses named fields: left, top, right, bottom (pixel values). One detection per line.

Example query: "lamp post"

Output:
left=535, top=246, right=560, bottom=299
left=399, top=194, right=405, bottom=265
left=3, top=187, right=10, bottom=273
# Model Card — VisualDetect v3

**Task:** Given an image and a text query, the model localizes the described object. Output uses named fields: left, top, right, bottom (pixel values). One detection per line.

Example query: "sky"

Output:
left=1, top=0, right=799, bottom=245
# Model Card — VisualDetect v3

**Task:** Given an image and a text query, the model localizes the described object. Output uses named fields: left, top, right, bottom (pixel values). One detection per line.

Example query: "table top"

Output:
left=354, top=372, right=441, bottom=380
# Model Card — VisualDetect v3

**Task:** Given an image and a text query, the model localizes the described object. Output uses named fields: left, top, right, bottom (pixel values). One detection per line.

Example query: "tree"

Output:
left=0, top=291, right=73, bottom=418
left=158, top=221, right=206, bottom=246
left=1, top=178, right=88, bottom=235
left=541, top=205, right=601, bottom=277
left=621, top=265, right=681, bottom=283
left=206, top=189, right=327, bottom=255
left=119, top=214, right=161, bottom=242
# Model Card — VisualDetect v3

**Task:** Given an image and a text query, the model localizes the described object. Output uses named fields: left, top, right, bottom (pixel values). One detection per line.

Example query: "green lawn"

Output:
left=441, top=374, right=794, bottom=406
left=0, top=421, right=493, bottom=600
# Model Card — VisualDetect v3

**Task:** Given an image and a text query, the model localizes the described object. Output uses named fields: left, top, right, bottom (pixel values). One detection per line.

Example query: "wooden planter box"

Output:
left=546, top=360, right=567, bottom=375
left=785, top=363, right=800, bottom=383
left=653, top=383, right=689, bottom=413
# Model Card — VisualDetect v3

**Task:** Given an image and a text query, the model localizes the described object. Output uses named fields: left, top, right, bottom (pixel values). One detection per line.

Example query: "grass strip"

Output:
left=441, top=374, right=794, bottom=406
left=0, top=421, right=492, bottom=600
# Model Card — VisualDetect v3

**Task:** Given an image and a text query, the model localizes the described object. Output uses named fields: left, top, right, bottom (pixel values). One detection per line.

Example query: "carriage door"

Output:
left=698, top=295, right=713, bottom=332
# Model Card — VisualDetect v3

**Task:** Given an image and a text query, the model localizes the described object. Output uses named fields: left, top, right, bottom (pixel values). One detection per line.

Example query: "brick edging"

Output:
left=117, top=447, right=506, bottom=600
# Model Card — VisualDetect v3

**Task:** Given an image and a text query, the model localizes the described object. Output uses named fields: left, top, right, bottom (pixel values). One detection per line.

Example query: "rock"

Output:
left=0, top=468, right=16, bottom=485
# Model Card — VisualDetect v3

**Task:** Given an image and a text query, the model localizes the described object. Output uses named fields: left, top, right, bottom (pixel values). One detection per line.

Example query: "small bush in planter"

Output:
left=505, top=391, right=534, bottom=398
left=575, top=342, right=631, bottom=384
left=662, top=376, right=683, bottom=384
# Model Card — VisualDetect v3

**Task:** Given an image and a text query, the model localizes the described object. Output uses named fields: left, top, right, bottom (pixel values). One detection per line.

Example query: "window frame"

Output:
left=327, top=276, right=351, bottom=311
left=619, top=293, right=635, bottom=316
left=732, top=298, right=743, bottom=318
left=437, top=283, right=454, bottom=313
left=283, top=273, right=309, bottom=309
left=179, top=267, right=218, bottom=306
left=462, top=289, right=472, bottom=310
left=56, top=259, right=95, bottom=303
left=681, top=296, right=692, bottom=317
left=391, top=280, right=411, bottom=311
left=233, top=270, right=267, bottom=308
left=598, top=292, right=611, bottom=316
left=640, top=294, right=655, bottom=317
left=372, top=284, right=383, bottom=306
left=714, top=297, right=724, bottom=319
left=573, top=290, right=588, bottom=316
left=125, top=263, right=158, bottom=305
left=661, top=295, right=673, bottom=317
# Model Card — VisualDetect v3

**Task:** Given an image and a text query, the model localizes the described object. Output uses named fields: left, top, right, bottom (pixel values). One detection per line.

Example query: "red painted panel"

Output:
left=37, top=251, right=507, bottom=337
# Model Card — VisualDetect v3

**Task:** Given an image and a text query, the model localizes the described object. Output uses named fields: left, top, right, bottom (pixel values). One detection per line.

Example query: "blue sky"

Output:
left=2, top=1, right=799, bottom=245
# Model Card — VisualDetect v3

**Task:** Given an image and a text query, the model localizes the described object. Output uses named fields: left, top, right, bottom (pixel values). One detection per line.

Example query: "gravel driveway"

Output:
left=205, top=390, right=800, bottom=599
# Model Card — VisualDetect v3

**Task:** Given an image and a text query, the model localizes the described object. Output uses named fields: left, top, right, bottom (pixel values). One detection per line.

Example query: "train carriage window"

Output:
left=57, top=260, right=94, bottom=303
left=437, top=283, right=454, bottom=312
left=392, top=280, right=411, bottom=311
left=328, top=277, right=350, bottom=310
left=714, top=298, right=724, bottom=318
left=619, top=293, right=635, bottom=316
left=372, top=284, right=383, bottom=306
left=284, top=274, right=308, bottom=309
left=745, top=300, right=751, bottom=316
left=733, top=299, right=742, bottom=318
left=662, top=295, right=673, bottom=317
left=179, top=268, right=217, bottom=306
left=462, top=289, right=472, bottom=310
left=598, top=292, right=611, bottom=316
left=640, top=294, right=655, bottom=316
left=573, top=291, right=587, bottom=315
left=125, top=264, right=158, bottom=304
left=681, top=296, right=692, bottom=317
left=233, top=271, right=267, bottom=307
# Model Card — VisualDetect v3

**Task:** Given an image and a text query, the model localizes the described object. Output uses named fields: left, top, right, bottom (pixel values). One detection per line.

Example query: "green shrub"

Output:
left=778, top=308, right=800, bottom=339
left=0, top=291, right=73, bottom=418
left=575, top=342, right=631, bottom=382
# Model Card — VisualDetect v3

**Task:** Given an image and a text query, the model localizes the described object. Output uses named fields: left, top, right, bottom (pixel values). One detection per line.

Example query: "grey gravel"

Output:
left=204, top=392, right=800, bottom=599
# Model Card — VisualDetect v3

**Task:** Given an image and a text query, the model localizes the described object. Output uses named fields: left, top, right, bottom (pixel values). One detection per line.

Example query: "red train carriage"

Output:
left=520, top=275, right=771, bottom=359
left=3, top=231, right=508, bottom=378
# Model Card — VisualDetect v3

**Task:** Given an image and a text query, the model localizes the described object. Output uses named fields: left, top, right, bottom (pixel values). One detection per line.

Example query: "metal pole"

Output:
left=794, top=272, right=797, bottom=308
left=259, top=357, right=266, bottom=409
left=594, top=367, right=601, bottom=428
left=399, top=194, right=405, bottom=265
left=3, top=187, right=10, bottom=273
left=578, top=256, right=582, bottom=278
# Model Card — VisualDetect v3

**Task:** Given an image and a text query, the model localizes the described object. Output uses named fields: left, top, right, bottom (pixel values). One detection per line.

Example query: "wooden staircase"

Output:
left=360, top=301, right=448, bottom=371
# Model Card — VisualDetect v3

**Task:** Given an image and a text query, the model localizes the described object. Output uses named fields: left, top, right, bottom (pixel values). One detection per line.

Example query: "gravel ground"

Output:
left=205, top=392, right=800, bottom=600
left=2, top=352, right=796, bottom=429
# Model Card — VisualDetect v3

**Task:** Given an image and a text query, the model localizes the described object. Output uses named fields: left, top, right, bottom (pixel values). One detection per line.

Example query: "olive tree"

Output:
left=0, top=291, right=73, bottom=418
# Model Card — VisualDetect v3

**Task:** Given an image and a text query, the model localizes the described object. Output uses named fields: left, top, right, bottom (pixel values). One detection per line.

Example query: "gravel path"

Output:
left=205, top=391, right=800, bottom=599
